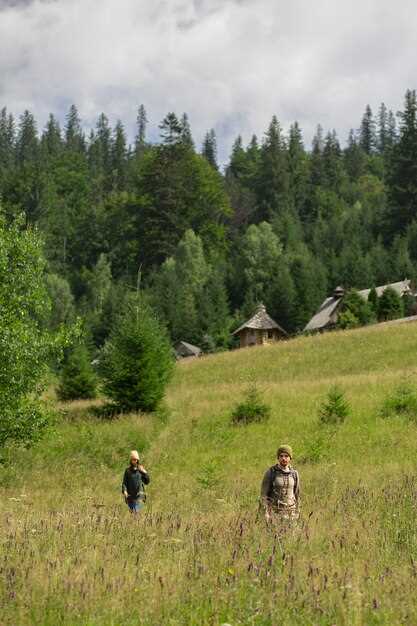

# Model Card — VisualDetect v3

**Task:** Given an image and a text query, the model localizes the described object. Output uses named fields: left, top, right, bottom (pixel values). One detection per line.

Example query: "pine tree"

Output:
left=16, top=110, right=39, bottom=165
left=288, top=121, right=309, bottom=215
left=368, top=286, right=379, bottom=317
left=100, top=295, right=174, bottom=412
left=159, top=112, right=183, bottom=145
left=322, top=130, right=345, bottom=191
left=198, top=268, right=231, bottom=349
left=255, top=115, right=290, bottom=222
left=0, top=107, right=15, bottom=169
left=377, top=102, right=388, bottom=154
left=180, top=113, right=194, bottom=149
left=202, top=129, right=218, bottom=169
left=111, top=120, right=128, bottom=189
left=41, top=114, right=62, bottom=159
left=359, top=105, right=376, bottom=154
left=135, top=104, right=148, bottom=156
left=57, top=344, right=97, bottom=401
left=378, top=287, right=404, bottom=320
left=344, top=129, right=366, bottom=180
left=64, top=104, right=85, bottom=152
left=387, top=89, right=417, bottom=233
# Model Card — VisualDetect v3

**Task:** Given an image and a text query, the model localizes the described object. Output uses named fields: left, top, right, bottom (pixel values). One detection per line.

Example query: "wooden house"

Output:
left=233, top=304, right=288, bottom=348
left=304, top=279, right=413, bottom=332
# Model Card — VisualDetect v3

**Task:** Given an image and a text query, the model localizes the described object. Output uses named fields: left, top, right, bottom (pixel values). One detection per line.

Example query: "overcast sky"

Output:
left=1, top=0, right=417, bottom=162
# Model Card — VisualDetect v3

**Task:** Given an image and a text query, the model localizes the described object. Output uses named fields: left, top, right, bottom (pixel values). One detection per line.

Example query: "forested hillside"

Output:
left=1, top=91, right=417, bottom=351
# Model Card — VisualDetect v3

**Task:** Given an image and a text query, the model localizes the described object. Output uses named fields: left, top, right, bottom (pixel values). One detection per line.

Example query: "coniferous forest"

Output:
left=1, top=90, right=417, bottom=353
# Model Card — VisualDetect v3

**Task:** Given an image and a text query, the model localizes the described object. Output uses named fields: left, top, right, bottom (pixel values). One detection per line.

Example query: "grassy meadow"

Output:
left=1, top=322, right=417, bottom=625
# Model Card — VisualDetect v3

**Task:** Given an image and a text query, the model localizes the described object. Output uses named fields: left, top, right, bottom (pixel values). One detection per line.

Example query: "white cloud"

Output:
left=1, top=0, right=417, bottom=161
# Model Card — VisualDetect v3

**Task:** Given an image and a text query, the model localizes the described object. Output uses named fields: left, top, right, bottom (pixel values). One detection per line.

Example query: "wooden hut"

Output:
left=233, top=304, right=288, bottom=348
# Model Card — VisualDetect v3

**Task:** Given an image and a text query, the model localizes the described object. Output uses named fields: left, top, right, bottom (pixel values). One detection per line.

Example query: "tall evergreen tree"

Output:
left=159, top=112, right=183, bottom=145
left=202, top=129, right=218, bottom=169
left=16, top=110, right=39, bottom=165
left=180, top=113, right=194, bottom=149
left=64, top=104, right=85, bottom=153
left=288, top=121, right=309, bottom=215
left=359, top=105, right=376, bottom=155
left=111, top=120, right=128, bottom=190
left=255, top=116, right=290, bottom=222
left=0, top=107, right=15, bottom=169
left=135, top=104, right=148, bottom=156
left=387, top=89, right=417, bottom=233
left=41, top=114, right=62, bottom=159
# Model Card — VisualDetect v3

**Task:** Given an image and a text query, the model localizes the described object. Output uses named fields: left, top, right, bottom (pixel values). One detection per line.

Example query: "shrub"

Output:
left=337, top=289, right=376, bottom=329
left=380, top=381, right=417, bottom=420
left=319, top=385, right=350, bottom=425
left=57, top=344, right=98, bottom=401
left=378, top=287, right=404, bottom=321
left=99, top=295, right=174, bottom=413
left=231, top=385, right=271, bottom=424
left=337, top=309, right=360, bottom=329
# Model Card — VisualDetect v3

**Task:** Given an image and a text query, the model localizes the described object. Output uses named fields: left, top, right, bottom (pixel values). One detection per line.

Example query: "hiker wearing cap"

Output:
left=260, top=445, right=300, bottom=522
left=122, top=450, right=150, bottom=513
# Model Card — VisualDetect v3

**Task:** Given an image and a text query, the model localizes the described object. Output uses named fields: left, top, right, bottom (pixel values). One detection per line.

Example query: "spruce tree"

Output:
left=368, top=286, right=379, bottom=317
left=64, top=104, right=85, bottom=152
left=100, top=295, right=174, bottom=412
left=57, top=344, right=97, bottom=401
left=135, top=104, right=148, bottom=156
left=387, top=90, right=417, bottom=233
left=378, top=287, right=404, bottom=321
left=359, top=105, right=376, bottom=155
left=255, top=115, right=290, bottom=222
left=180, top=113, right=194, bottom=149
left=202, top=129, right=218, bottom=169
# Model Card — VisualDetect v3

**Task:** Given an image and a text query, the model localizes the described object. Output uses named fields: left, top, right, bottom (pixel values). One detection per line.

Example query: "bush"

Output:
left=319, top=385, right=350, bottom=425
left=231, top=385, right=271, bottom=424
left=380, top=381, right=417, bottom=420
left=337, top=309, right=360, bottom=329
left=337, top=289, right=376, bottom=329
left=57, top=344, right=98, bottom=401
left=378, top=287, right=404, bottom=321
left=99, top=295, right=174, bottom=413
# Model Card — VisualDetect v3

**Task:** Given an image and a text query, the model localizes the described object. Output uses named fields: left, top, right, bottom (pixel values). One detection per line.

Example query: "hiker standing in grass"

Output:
left=122, top=450, right=150, bottom=513
left=260, top=445, right=300, bottom=523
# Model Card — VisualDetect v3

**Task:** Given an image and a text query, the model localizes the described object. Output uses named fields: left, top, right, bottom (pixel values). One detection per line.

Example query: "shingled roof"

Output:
left=175, top=341, right=202, bottom=358
left=304, top=279, right=412, bottom=332
left=233, top=304, right=288, bottom=336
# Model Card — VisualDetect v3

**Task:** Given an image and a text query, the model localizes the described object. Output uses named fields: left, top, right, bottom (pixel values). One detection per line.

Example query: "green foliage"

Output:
left=337, top=289, right=376, bottom=329
left=45, top=273, right=75, bottom=331
left=337, top=309, right=360, bottom=329
left=378, top=286, right=404, bottom=321
left=367, top=286, right=379, bottom=316
left=99, top=295, right=174, bottom=412
left=231, top=385, right=271, bottom=424
left=380, top=381, right=417, bottom=421
left=57, top=344, right=98, bottom=401
left=319, top=385, right=350, bottom=425
left=0, top=213, right=67, bottom=448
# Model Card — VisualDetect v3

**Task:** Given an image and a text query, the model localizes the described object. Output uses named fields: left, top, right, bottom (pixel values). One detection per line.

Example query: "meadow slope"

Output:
left=1, top=322, right=417, bottom=625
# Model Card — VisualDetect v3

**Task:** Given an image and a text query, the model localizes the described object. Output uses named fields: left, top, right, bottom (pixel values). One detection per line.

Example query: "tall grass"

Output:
left=1, top=322, right=417, bottom=624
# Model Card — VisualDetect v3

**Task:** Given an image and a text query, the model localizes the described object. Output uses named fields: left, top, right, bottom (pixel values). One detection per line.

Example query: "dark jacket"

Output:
left=122, top=466, right=150, bottom=501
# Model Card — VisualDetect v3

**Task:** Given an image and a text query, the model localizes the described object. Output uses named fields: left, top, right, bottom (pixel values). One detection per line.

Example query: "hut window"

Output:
left=268, top=330, right=273, bottom=338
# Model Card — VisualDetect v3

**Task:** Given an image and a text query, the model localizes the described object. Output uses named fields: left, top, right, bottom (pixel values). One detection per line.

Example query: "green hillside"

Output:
left=2, top=322, right=417, bottom=625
